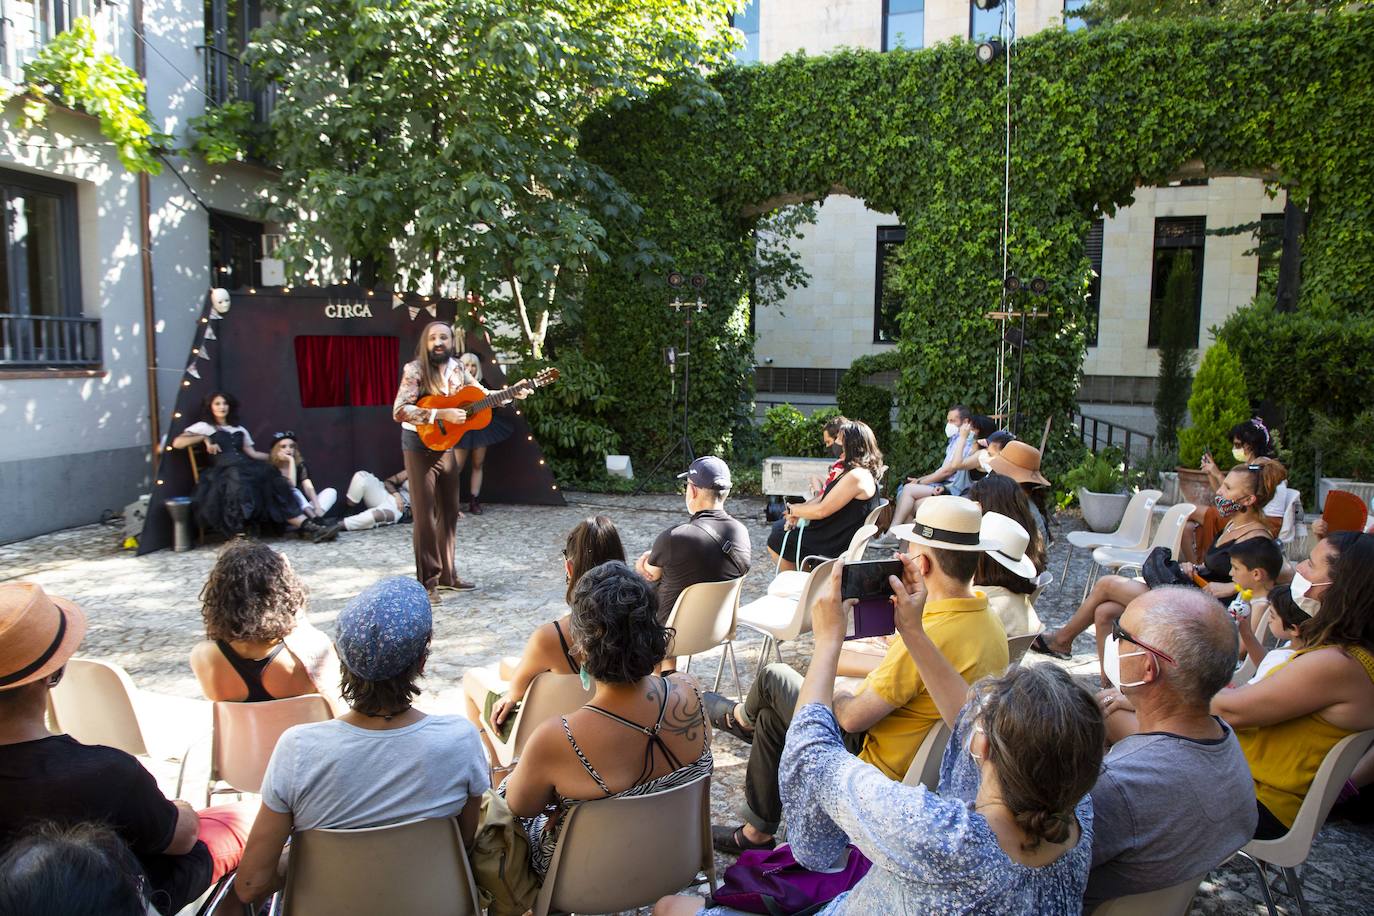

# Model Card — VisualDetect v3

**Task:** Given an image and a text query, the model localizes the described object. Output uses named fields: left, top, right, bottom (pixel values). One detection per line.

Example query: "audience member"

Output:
left=636, top=457, right=752, bottom=621
left=1188, top=418, right=1289, bottom=556
left=267, top=430, right=338, bottom=521
left=1092, top=587, right=1256, bottom=908
left=1238, top=585, right=1308, bottom=686
left=707, top=496, right=1008, bottom=854
left=766, top=422, right=881, bottom=572
left=464, top=516, right=626, bottom=755
left=968, top=474, right=1047, bottom=637
left=659, top=560, right=1101, bottom=916
left=1210, top=532, right=1374, bottom=839
left=340, top=468, right=411, bottom=531
left=886, top=407, right=983, bottom=532
left=0, top=822, right=155, bottom=916
left=189, top=540, right=343, bottom=713
left=501, top=561, right=712, bottom=878
left=235, top=577, right=489, bottom=904
left=818, top=413, right=849, bottom=487
left=986, top=440, right=1055, bottom=545
left=0, top=583, right=252, bottom=915
left=1032, top=461, right=1284, bottom=671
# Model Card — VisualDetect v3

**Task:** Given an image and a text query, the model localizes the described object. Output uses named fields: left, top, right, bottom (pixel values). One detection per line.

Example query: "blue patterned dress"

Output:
left=707, top=702, right=1093, bottom=915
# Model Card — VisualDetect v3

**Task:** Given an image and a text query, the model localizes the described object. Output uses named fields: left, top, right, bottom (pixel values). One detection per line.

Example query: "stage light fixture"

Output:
left=667, top=271, right=686, bottom=288
left=1029, top=276, right=1050, bottom=295
left=975, top=38, right=1004, bottom=65
left=690, top=274, right=706, bottom=289
left=1003, top=274, right=1022, bottom=292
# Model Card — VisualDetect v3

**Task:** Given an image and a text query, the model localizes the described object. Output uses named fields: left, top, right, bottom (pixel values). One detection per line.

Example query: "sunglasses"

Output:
left=1111, top=618, right=1176, bottom=665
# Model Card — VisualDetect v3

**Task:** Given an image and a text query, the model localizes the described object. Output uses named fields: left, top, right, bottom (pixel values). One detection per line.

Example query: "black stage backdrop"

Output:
left=138, top=286, right=565, bottom=555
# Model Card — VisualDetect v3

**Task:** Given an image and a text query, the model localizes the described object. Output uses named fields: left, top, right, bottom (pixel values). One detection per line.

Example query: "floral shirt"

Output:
left=392, top=358, right=478, bottom=429
left=761, top=703, right=1093, bottom=915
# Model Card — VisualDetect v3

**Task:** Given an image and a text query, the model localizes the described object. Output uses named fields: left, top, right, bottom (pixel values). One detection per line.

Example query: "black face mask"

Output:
left=427, top=347, right=448, bottom=367
left=827, top=443, right=843, bottom=459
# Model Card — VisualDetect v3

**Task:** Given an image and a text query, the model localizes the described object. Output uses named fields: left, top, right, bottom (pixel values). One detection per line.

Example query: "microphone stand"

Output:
left=635, top=298, right=704, bottom=495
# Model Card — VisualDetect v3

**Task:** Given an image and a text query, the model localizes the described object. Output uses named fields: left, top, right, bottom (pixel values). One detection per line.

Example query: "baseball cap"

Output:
left=677, top=456, right=732, bottom=491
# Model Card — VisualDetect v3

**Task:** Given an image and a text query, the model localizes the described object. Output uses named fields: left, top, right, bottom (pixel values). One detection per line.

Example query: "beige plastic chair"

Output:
left=204, top=694, right=332, bottom=805
left=1087, top=502, right=1196, bottom=596
left=1007, top=633, right=1037, bottom=666
left=48, top=657, right=153, bottom=758
left=1234, top=728, right=1374, bottom=916
left=1093, top=874, right=1204, bottom=915
left=738, top=558, right=839, bottom=678
left=665, top=577, right=745, bottom=699
left=1060, top=489, right=1162, bottom=591
left=532, top=771, right=715, bottom=916
left=279, top=816, right=481, bottom=916
left=863, top=497, right=890, bottom=532
left=482, top=672, right=595, bottom=769
left=901, top=720, right=952, bottom=790
left=775, top=524, right=877, bottom=600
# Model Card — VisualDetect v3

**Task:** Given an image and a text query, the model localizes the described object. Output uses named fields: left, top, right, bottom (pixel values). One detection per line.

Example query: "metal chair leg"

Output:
left=1282, top=866, right=1312, bottom=916
left=1059, top=544, right=1074, bottom=591
left=753, top=636, right=774, bottom=681
left=1233, top=851, right=1279, bottom=916
left=726, top=641, right=743, bottom=702
left=1080, top=563, right=1100, bottom=604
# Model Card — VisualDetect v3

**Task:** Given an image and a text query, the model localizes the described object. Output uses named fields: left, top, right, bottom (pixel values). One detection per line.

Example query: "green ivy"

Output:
left=837, top=351, right=900, bottom=449
left=188, top=100, right=259, bottom=164
left=512, top=349, right=621, bottom=482
left=21, top=19, right=171, bottom=173
left=578, top=13, right=1374, bottom=478
left=761, top=404, right=840, bottom=458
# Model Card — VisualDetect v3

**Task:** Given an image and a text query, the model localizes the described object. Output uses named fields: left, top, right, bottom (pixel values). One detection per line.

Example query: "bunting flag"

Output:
left=425, top=303, right=437, bottom=318
left=408, top=306, right=420, bottom=320
left=198, top=346, right=211, bottom=361
left=392, top=293, right=404, bottom=310
left=203, top=325, right=216, bottom=341
left=186, top=362, right=201, bottom=379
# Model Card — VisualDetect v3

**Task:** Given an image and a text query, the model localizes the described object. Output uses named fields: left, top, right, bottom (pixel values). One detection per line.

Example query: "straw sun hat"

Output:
left=987, top=440, right=1051, bottom=488
left=0, top=583, right=87, bottom=689
left=889, top=495, right=1001, bottom=552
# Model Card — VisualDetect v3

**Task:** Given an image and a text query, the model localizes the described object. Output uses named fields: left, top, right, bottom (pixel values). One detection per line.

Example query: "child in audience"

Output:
left=1240, top=586, right=1309, bottom=685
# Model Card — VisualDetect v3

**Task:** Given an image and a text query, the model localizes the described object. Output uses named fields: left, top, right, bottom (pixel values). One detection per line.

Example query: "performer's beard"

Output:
left=427, top=347, right=448, bottom=367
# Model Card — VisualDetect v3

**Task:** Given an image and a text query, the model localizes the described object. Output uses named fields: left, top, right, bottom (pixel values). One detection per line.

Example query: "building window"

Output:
left=201, top=0, right=275, bottom=120
left=2, top=0, right=103, bottom=80
left=970, top=3, right=1001, bottom=42
left=0, top=168, right=95, bottom=368
left=1084, top=218, right=1103, bottom=346
left=209, top=211, right=263, bottom=290
left=883, top=0, right=923, bottom=50
left=874, top=225, right=905, bottom=343
left=754, top=366, right=845, bottom=396
left=1255, top=212, right=1284, bottom=299
left=1148, top=216, right=1205, bottom=348
left=731, top=0, right=760, bottom=64
left=1063, top=0, right=1088, bottom=31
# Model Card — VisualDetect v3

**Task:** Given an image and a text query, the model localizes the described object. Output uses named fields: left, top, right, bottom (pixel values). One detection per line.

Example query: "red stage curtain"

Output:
left=294, top=336, right=399, bottom=408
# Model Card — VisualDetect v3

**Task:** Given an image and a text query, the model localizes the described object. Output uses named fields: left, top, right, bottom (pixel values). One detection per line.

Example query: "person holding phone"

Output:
left=704, top=496, right=1008, bottom=855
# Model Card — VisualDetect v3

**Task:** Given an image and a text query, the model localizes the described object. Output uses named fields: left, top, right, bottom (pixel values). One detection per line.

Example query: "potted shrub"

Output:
left=1064, top=450, right=1130, bottom=532
left=1178, top=340, right=1250, bottom=507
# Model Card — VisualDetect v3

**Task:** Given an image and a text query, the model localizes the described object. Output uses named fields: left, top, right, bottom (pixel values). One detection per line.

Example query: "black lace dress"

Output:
left=191, top=427, right=301, bottom=536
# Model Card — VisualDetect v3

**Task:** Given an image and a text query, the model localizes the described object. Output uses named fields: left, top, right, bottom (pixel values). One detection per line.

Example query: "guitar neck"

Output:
left=469, top=383, right=528, bottom=412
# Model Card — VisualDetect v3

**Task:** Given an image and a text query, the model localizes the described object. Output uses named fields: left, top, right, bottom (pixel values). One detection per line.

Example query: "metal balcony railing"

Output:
left=198, top=42, right=276, bottom=123
left=0, top=314, right=102, bottom=367
left=1071, top=409, right=1155, bottom=469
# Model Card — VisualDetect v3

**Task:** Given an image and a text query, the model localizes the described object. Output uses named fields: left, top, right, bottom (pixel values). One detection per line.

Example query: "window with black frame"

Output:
left=0, top=169, right=94, bottom=368
left=209, top=211, right=264, bottom=290
left=1084, top=218, right=1103, bottom=346
left=873, top=226, right=905, bottom=343
left=202, top=0, right=273, bottom=119
left=731, top=0, right=760, bottom=64
left=1147, top=216, right=1206, bottom=348
left=883, top=0, right=923, bottom=51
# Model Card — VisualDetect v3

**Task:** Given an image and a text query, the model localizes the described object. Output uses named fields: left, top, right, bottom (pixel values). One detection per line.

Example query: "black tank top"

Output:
left=215, top=640, right=286, bottom=702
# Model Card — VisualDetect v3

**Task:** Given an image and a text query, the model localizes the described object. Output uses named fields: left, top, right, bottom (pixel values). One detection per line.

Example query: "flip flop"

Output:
left=711, top=824, right=776, bottom=856
left=703, top=691, right=753, bottom=744
left=1029, top=633, right=1072, bottom=661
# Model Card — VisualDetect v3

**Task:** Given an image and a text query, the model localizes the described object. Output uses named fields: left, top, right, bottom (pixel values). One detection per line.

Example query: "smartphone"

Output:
left=841, top=559, right=904, bottom=601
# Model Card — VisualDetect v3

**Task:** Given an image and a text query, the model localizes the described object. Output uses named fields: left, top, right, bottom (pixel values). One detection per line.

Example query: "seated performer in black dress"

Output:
left=172, top=392, right=337, bottom=542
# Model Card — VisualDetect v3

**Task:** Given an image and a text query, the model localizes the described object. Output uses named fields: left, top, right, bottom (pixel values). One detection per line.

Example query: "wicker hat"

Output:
left=988, top=440, right=1051, bottom=488
left=0, top=583, right=87, bottom=689
left=889, top=495, right=999, bottom=552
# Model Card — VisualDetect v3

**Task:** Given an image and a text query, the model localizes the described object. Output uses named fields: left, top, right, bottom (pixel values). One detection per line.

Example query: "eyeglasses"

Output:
left=1111, top=618, right=1176, bottom=665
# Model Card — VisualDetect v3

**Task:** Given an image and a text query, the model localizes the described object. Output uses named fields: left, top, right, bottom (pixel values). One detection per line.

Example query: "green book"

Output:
left=483, top=689, right=520, bottom=743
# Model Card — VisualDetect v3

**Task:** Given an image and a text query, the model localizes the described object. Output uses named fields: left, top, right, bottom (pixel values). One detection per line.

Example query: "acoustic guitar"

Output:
left=415, top=367, right=559, bottom=451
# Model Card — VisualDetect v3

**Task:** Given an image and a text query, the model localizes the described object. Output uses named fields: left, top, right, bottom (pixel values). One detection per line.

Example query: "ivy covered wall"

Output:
left=580, top=13, right=1374, bottom=470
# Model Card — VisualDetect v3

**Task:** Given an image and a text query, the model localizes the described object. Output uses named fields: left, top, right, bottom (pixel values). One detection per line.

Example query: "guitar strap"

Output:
left=688, top=518, right=747, bottom=579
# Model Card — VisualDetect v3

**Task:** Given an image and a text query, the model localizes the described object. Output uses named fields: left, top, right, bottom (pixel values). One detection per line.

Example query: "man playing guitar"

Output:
left=393, top=321, right=526, bottom=601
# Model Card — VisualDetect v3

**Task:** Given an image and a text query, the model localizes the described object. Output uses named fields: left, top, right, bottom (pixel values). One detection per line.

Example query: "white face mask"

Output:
left=1103, top=634, right=1149, bottom=689
left=1290, top=570, right=1329, bottom=615
left=1231, top=447, right=1247, bottom=462
left=977, top=450, right=994, bottom=472
left=945, top=422, right=960, bottom=439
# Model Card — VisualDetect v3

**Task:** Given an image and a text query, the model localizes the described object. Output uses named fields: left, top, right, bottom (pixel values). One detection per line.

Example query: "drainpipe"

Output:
left=131, top=0, right=161, bottom=472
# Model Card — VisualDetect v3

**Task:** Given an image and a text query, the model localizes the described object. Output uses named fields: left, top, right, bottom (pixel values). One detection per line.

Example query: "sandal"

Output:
left=712, top=824, right=776, bottom=856
left=703, top=691, right=753, bottom=744
left=1029, top=633, right=1072, bottom=661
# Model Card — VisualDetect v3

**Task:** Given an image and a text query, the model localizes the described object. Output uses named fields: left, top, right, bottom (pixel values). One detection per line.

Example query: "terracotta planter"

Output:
left=1176, top=467, right=1214, bottom=510
left=1078, top=488, right=1130, bottom=533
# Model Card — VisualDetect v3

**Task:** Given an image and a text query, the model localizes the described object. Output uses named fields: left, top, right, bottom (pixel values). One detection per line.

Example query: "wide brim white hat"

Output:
left=889, top=495, right=1000, bottom=552
left=980, top=512, right=1039, bottom=580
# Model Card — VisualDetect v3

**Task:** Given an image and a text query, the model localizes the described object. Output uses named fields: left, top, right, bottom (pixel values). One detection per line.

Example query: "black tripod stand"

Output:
left=635, top=298, right=704, bottom=495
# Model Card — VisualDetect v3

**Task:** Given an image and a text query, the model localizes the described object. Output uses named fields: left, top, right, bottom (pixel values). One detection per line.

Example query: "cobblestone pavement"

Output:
left=1, top=496, right=1368, bottom=914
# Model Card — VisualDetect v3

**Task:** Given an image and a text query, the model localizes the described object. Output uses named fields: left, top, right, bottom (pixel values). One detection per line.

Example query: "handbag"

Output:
left=1141, top=546, right=1194, bottom=589
left=710, top=843, right=871, bottom=916
left=469, top=789, right=541, bottom=916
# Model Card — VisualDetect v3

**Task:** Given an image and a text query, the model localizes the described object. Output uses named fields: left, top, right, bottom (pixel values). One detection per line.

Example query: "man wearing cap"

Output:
left=635, top=456, right=752, bottom=625
left=0, top=583, right=252, bottom=914
left=705, top=496, right=1008, bottom=855
left=234, top=576, right=489, bottom=904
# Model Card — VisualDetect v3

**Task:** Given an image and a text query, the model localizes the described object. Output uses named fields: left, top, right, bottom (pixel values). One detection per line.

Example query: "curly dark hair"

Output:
left=339, top=645, right=428, bottom=717
left=198, top=390, right=241, bottom=427
left=199, top=540, right=305, bottom=642
left=569, top=561, right=670, bottom=683
left=564, top=516, right=626, bottom=605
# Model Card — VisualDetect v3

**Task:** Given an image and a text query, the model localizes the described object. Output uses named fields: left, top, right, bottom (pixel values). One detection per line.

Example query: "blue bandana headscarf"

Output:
left=335, top=577, right=432, bottom=680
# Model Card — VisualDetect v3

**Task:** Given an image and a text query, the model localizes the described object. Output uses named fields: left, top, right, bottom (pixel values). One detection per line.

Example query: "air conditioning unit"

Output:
left=260, top=234, right=286, bottom=286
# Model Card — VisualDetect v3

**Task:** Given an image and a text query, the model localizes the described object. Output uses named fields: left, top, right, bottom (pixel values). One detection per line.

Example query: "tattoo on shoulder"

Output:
left=660, top=683, right=704, bottom=742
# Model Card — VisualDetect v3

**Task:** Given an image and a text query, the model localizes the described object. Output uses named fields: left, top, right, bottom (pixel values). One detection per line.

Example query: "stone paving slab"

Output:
left=2, top=496, right=1368, bottom=914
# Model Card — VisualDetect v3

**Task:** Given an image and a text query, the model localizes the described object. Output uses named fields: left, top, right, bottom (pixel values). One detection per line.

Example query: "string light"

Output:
left=173, top=412, right=181, bottom=418
left=182, top=380, right=190, bottom=387
left=248, top=288, right=257, bottom=294
left=551, top=485, right=558, bottom=490
left=156, top=479, right=164, bottom=485
left=538, top=459, right=545, bottom=465
left=200, top=317, right=208, bottom=324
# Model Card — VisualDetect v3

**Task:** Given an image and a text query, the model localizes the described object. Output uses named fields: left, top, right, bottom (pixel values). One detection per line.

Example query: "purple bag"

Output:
left=711, top=843, right=871, bottom=916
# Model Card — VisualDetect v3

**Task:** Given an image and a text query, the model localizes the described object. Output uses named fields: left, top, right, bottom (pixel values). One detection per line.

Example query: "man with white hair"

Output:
left=1090, top=586, right=1257, bottom=909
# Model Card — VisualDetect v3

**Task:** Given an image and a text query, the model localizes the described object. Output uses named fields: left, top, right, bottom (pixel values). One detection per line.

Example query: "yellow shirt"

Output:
left=855, top=592, right=1009, bottom=780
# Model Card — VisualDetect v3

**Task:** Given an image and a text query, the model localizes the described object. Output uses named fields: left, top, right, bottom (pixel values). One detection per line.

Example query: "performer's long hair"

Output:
left=414, top=320, right=455, bottom=396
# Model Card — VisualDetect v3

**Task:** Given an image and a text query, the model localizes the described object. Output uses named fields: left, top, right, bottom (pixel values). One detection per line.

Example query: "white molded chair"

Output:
left=1277, top=488, right=1308, bottom=559
left=772, top=524, right=877, bottom=602
left=738, top=558, right=839, bottom=678
left=665, top=577, right=746, bottom=699
left=532, top=772, right=716, bottom=916
left=48, top=658, right=153, bottom=758
left=482, top=672, right=595, bottom=769
left=1007, top=633, right=1038, bottom=666
left=1234, top=729, right=1374, bottom=916
left=1061, top=489, right=1162, bottom=593
left=1093, top=874, right=1205, bottom=915
left=279, top=816, right=482, bottom=916
left=203, top=694, right=333, bottom=805
left=901, top=720, right=952, bottom=790
left=1087, top=502, right=1196, bottom=594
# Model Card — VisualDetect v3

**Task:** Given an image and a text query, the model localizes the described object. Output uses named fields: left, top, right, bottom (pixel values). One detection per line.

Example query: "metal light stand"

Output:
left=634, top=296, right=706, bottom=495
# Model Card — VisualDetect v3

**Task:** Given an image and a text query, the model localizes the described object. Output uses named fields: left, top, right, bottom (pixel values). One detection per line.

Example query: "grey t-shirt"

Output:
left=1085, top=720, right=1257, bottom=910
left=261, top=714, right=489, bottom=831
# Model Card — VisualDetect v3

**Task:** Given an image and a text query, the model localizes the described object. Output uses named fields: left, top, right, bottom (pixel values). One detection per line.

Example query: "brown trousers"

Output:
left=404, top=445, right=463, bottom=590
